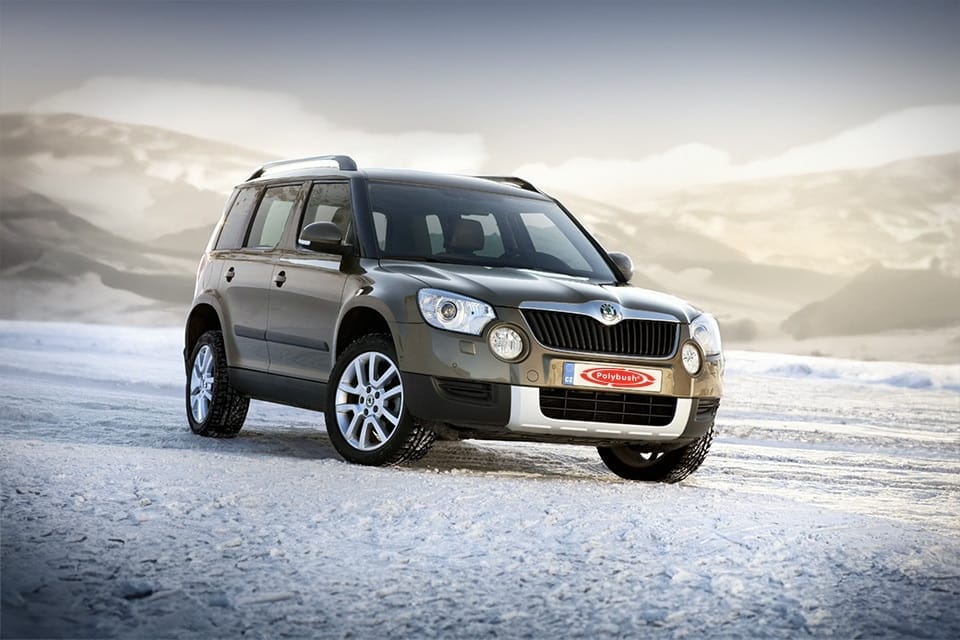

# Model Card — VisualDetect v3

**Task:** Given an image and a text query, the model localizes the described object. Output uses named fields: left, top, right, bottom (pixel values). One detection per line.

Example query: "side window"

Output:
left=244, top=184, right=300, bottom=249
left=300, top=182, right=353, bottom=239
left=215, top=188, right=259, bottom=250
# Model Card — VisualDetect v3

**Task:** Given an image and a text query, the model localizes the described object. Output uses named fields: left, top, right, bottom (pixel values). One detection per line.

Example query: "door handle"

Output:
left=274, top=270, right=287, bottom=287
left=225, top=267, right=235, bottom=282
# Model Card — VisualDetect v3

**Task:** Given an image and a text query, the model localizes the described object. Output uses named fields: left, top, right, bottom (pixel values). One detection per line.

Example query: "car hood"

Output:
left=378, top=261, right=699, bottom=322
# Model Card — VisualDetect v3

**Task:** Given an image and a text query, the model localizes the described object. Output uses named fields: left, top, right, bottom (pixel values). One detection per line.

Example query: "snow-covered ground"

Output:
left=1, top=320, right=958, bottom=638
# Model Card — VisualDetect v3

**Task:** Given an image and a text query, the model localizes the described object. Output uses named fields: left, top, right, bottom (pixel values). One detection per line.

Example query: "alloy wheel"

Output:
left=189, top=344, right=215, bottom=423
left=334, top=351, right=404, bottom=451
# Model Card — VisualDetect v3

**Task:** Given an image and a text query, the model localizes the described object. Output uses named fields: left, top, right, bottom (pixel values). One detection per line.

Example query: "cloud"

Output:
left=26, top=78, right=960, bottom=206
left=734, top=104, right=960, bottom=180
left=29, top=76, right=488, bottom=173
left=516, top=104, right=960, bottom=203
left=515, top=144, right=734, bottom=206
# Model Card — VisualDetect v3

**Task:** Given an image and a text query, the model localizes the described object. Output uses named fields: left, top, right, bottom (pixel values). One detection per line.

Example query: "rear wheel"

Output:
left=325, top=334, right=434, bottom=465
left=186, top=330, right=249, bottom=437
left=597, top=425, right=714, bottom=483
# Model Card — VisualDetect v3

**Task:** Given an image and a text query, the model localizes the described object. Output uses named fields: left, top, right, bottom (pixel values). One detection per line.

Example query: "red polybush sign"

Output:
left=580, top=367, right=657, bottom=388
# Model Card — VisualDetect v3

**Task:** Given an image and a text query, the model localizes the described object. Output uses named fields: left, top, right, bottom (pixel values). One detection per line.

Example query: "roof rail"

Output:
left=248, top=155, right=358, bottom=181
left=476, top=175, right=542, bottom=194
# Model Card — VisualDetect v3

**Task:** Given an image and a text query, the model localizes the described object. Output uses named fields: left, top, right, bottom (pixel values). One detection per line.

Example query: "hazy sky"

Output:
left=2, top=0, right=959, bottom=178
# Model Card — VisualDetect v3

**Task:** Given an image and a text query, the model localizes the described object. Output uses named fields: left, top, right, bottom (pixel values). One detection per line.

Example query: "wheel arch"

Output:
left=184, top=302, right=223, bottom=361
left=334, top=304, right=395, bottom=358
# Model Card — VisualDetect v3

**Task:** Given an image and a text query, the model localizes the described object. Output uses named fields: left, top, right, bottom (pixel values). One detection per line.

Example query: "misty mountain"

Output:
left=556, top=193, right=850, bottom=327
left=0, top=182, right=195, bottom=321
left=651, top=153, right=960, bottom=276
left=0, top=112, right=264, bottom=241
left=153, top=224, right=218, bottom=258
left=782, top=265, right=960, bottom=338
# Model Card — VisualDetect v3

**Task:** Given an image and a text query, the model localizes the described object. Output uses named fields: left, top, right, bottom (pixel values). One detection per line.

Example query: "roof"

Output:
left=241, top=156, right=549, bottom=199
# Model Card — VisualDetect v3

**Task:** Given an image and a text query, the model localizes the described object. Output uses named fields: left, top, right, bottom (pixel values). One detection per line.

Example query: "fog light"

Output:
left=489, top=325, right=525, bottom=361
left=681, top=342, right=702, bottom=375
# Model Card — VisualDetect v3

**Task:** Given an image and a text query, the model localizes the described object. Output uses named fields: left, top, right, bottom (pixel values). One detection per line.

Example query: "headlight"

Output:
left=418, top=289, right=495, bottom=335
left=690, top=313, right=722, bottom=356
left=488, top=325, right=526, bottom=361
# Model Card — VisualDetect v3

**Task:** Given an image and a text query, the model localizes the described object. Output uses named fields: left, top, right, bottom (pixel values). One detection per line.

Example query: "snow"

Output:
left=1, top=320, right=958, bottom=638
left=728, top=350, right=960, bottom=392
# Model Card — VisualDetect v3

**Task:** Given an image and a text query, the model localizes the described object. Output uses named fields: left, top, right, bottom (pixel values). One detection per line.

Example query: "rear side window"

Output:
left=215, top=188, right=259, bottom=250
left=244, top=185, right=300, bottom=249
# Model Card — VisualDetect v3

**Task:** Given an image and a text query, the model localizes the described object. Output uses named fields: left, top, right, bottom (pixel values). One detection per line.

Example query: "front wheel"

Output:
left=325, top=334, right=434, bottom=466
left=597, top=425, right=714, bottom=483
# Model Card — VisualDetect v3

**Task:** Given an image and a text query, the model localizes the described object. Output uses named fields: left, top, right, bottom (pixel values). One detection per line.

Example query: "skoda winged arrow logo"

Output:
left=598, top=303, right=622, bottom=325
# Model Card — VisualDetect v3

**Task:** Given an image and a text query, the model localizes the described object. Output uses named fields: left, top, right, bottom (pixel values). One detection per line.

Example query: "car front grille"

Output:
left=539, top=388, right=677, bottom=426
left=522, top=310, right=677, bottom=358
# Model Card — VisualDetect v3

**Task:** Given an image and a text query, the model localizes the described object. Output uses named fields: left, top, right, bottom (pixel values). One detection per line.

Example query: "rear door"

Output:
left=218, top=183, right=304, bottom=372
left=266, top=181, right=353, bottom=382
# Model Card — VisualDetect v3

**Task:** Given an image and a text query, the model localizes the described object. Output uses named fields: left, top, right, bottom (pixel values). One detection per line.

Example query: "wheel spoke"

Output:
left=381, top=407, right=401, bottom=426
left=193, top=396, right=205, bottom=422
left=381, top=385, right=402, bottom=400
left=371, top=420, right=389, bottom=443
left=344, top=412, right=362, bottom=443
left=368, top=354, right=378, bottom=389
left=336, top=402, right=361, bottom=415
left=372, top=363, right=398, bottom=388
left=359, top=419, right=372, bottom=449
left=352, top=359, right=367, bottom=389
left=338, top=379, right=363, bottom=396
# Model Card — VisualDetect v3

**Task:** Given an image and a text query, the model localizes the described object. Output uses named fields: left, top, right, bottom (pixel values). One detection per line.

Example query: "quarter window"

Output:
left=215, top=188, right=259, bottom=250
left=244, top=185, right=300, bottom=249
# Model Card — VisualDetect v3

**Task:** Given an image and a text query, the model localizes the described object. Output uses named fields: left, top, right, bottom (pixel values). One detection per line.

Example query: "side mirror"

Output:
left=298, top=222, right=348, bottom=255
left=608, top=251, right=633, bottom=281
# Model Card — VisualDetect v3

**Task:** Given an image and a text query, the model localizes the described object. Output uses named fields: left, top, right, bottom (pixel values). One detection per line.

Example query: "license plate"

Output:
left=562, top=362, right=663, bottom=393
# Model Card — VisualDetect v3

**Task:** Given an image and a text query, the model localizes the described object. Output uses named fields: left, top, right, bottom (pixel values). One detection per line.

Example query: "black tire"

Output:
left=597, top=424, right=714, bottom=483
left=325, top=334, right=434, bottom=466
left=185, top=330, right=249, bottom=438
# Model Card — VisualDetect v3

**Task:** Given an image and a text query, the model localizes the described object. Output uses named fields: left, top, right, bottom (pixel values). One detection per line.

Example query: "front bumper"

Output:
left=396, top=310, right=721, bottom=444
left=404, top=373, right=718, bottom=444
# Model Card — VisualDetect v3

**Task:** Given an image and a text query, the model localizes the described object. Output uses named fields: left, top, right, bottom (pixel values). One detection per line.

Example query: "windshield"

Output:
left=367, top=181, right=616, bottom=281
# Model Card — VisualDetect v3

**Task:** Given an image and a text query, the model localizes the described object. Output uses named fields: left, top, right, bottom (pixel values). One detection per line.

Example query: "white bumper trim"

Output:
left=505, top=385, right=692, bottom=441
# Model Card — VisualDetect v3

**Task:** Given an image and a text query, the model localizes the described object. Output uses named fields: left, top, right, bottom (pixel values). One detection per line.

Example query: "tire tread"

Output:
left=598, top=422, right=714, bottom=483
